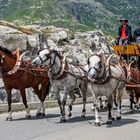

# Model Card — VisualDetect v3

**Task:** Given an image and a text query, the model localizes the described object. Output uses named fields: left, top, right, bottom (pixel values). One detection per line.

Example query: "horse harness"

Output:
left=47, top=51, right=87, bottom=82
left=2, top=60, right=48, bottom=85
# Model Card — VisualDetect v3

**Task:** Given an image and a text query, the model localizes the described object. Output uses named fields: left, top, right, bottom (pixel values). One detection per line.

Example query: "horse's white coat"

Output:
left=32, top=49, right=87, bottom=121
left=88, top=54, right=126, bottom=124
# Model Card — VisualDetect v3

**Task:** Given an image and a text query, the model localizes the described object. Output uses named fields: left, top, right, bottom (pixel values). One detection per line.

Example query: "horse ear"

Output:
left=97, top=49, right=104, bottom=55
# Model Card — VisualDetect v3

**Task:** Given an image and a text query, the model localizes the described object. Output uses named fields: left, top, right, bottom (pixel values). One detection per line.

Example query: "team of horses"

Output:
left=0, top=45, right=140, bottom=126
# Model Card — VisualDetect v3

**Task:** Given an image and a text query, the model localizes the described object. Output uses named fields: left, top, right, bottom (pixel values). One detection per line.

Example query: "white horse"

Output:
left=87, top=52, right=126, bottom=126
left=32, top=49, right=87, bottom=122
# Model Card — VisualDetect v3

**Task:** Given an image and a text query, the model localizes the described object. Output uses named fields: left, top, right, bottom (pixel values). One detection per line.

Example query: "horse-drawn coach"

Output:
left=112, top=43, right=140, bottom=110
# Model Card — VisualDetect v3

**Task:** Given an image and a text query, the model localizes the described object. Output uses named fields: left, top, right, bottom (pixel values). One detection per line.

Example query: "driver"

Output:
left=117, top=18, right=132, bottom=46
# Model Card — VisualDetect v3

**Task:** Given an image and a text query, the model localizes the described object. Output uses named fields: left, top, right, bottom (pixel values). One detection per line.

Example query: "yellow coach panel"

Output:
left=112, top=44, right=140, bottom=56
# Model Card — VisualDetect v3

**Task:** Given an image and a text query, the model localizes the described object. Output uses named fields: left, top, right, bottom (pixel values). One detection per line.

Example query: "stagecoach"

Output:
left=112, top=43, right=140, bottom=108
left=112, top=44, right=140, bottom=64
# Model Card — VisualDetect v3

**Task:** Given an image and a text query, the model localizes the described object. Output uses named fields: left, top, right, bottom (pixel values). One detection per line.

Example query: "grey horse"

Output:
left=32, top=49, right=87, bottom=122
left=87, top=52, right=126, bottom=126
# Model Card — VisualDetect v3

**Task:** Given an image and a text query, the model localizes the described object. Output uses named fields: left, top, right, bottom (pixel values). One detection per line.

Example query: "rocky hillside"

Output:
left=0, top=0, right=140, bottom=35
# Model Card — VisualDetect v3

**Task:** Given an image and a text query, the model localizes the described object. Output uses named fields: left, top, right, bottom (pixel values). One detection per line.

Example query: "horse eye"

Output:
left=45, top=54, right=48, bottom=57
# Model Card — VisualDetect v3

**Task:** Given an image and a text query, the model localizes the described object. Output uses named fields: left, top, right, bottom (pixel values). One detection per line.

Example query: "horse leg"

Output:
left=81, top=83, right=87, bottom=118
left=81, top=92, right=86, bottom=118
left=93, top=97, right=101, bottom=126
left=58, top=99, right=66, bottom=122
left=58, top=88, right=68, bottom=122
left=128, top=91, right=134, bottom=113
left=40, top=81, right=50, bottom=116
left=33, top=86, right=43, bottom=116
left=130, top=93, right=133, bottom=110
left=116, top=90, right=122, bottom=120
left=94, top=104, right=101, bottom=126
left=6, top=89, right=12, bottom=121
left=106, top=96, right=113, bottom=124
left=137, top=95, right=140, bottom=109
left=134, top=93, right=139, bottom=109
left=98, top=95, right=103, bottom=109
left=20, top=89, right=31, bottom=119
left=67, top=91, right=76, bottom=118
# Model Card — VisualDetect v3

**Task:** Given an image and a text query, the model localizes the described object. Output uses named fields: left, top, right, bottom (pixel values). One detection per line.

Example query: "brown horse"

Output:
left=0, top=46, right=50, bottom=120
left=126, top=64, right=140, bottom=110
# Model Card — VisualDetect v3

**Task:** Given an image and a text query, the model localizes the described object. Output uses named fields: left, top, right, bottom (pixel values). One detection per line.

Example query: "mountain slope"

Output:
left=0, top=0, right=139, bottom=35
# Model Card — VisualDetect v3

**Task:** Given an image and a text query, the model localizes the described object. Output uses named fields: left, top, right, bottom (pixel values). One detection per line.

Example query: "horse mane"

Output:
left=0, top=46, right=12, bottom=55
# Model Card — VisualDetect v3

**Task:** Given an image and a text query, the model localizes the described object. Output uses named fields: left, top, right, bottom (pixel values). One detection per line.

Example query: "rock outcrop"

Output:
left=0, top=21, right=112, bottom=103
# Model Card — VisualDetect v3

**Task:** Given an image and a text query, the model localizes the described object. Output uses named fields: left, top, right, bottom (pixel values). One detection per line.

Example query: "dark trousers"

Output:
left=138, top=56, right=140, bottom=70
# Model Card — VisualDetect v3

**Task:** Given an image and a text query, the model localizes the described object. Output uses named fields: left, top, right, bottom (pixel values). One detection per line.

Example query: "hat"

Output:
left=120, top=18, right=128, bottom=22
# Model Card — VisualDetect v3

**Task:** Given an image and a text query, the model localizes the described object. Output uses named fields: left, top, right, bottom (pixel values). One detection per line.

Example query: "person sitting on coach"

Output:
left=134, top=22, right=140, bottom=47
left=117, top=18, right=132, bottom=45
left=134, top=23, right=140, bottom=70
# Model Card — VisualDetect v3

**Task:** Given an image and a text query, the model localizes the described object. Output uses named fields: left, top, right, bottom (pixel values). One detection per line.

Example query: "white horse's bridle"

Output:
left=88, top=54, right=110, bottom=84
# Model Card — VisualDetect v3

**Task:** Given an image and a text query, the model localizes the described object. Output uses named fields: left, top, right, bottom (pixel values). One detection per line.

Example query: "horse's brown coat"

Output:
left=124, top=65, right=140, bottom=109
left=0, top=46, right=49, bottom=120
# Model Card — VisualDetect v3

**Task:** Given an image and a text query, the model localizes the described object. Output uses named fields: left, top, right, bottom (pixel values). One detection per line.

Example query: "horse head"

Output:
left=87, top=51, right=105, bottom=80
left=32, top=48, right=51, bottom=67
left=0, top=46, right=17, bottom=71
left=33, top=48, right=70, bottom=66
left=0, top=46, right=28, bottom=74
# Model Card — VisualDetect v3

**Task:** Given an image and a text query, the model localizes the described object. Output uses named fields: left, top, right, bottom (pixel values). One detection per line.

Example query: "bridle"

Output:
left=38, top=49, right=67, bottom=80
left=88, top=54, right=111, bottom=84
left=88, top=54, right=104, bottom=76
left=37, top=49, right=54, bottom=67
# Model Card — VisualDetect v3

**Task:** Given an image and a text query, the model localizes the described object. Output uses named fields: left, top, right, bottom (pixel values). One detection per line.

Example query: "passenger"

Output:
left=134, top=23, right=140, bottom=70
left=134, top=22, right=140, bottom=47
left=117, top=18, right=132, bottom=46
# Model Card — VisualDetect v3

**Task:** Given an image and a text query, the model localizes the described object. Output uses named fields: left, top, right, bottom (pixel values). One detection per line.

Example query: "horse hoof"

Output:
left=26, top=115, right=31, bottom=119
left=100, top=105, right=103, bottom=109
left=36, top=112, right=42, bottom=117
left=81, top=114, right=85, bottom=118
left=136, top=107, right=140, bottom=110
left=67, top=113, right=72, bottom=118
left=5, top=117, right=12, bottom=121
left=129, top=110, right=134, bottom=114
left=106, top=120, right=112, bottom=125
left=116, top=116, right=121, bottom=120
left=42, top=113, right=45, bottom=116
left=95, top=122, right=101, bottom=126
left=60, top=118, right=66, bottom=123
left=90, top=109, right=95, bottom=112
left=111, top=117, right=115, bottom=121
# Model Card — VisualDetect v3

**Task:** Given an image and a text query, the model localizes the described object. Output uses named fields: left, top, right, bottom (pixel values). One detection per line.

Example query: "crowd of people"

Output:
left=117, top=18, right=140, bottom=47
